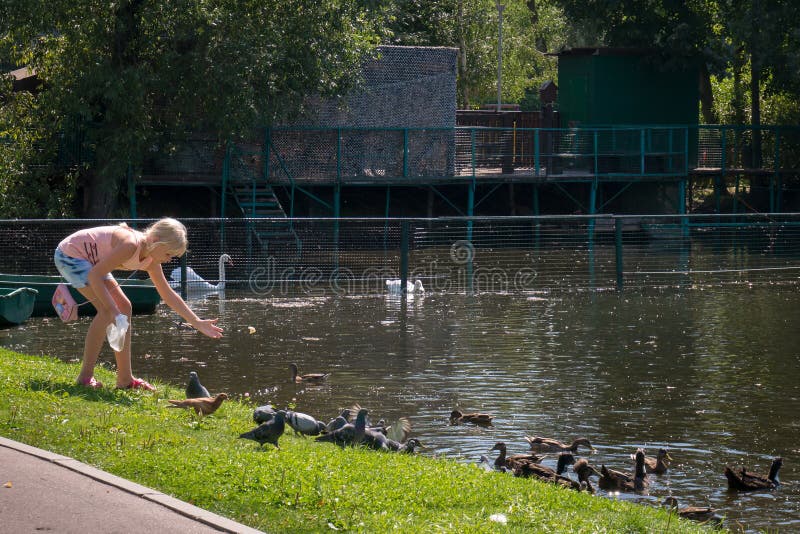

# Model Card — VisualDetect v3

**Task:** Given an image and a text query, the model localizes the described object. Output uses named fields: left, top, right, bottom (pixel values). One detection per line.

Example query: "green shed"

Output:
left=556, top=48, right=698, bottom=127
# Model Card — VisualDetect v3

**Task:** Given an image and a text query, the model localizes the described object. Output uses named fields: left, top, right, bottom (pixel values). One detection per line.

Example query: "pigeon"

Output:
left=289, top=363, right=330, bottom=383
left=326, top=409, right=351, bottom=433
left=371, top=417, right=411, bottom=443
left=286, top=410, right=326, bottom=436
left=185, top=371, right=210, bottom=398
left=167, top=393, right=228, bottom=416
left=397, top=438, right=425, bottom=454
left=253, top=404, right=277, bottom=424
left=315, top=408, right=368, bottom=447
left=361, top=431, right=389, bottom=451
left=478, top=454, right=496, bottom=472
left=239, top=410, right=286, bottom=449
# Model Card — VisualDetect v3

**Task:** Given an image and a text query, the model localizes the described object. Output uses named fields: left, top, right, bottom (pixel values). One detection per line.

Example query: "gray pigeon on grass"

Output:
left=239, top=410, right=286, bottom=449
left=253, top=404, right=277, bottom=424
left=186, top=371, right=210, bottom=398
left=286, top=410, right=326, bottom=436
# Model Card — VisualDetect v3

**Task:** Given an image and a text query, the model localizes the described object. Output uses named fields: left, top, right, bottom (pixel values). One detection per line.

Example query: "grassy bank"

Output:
left=0, top=348, right=706, bottom=533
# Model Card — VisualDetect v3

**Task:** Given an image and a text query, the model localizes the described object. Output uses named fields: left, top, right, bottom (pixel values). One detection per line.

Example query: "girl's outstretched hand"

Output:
left=195, top=318, right=223, bottom=339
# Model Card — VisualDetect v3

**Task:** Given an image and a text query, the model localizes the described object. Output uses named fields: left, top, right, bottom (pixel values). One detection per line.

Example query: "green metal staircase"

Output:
left=227, top=144, right=301, bottom=254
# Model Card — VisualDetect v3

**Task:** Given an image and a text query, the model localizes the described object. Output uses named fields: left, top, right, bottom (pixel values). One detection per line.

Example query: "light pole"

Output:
left=496, top=2, right=504, bottom=112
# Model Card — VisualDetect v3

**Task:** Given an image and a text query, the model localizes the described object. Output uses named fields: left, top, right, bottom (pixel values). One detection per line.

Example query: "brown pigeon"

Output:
left=167, top=393, right=228, bottom=416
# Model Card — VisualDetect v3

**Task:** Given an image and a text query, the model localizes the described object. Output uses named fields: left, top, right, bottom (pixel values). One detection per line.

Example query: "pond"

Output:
left=2, top=285, right=798, bottom=532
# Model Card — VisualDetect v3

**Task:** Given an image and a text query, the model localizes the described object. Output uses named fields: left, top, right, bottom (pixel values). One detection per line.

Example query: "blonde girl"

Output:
left=54, top=218, right=223, bottom=390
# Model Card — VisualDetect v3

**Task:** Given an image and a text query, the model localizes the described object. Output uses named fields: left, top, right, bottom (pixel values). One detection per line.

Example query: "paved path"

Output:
left=0, top=436, right=263, bottom=534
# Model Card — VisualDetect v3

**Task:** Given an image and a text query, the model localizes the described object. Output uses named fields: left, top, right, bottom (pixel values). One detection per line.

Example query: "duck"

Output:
left=167, top=392, right=228, bottom=417
left=169, top=254, right=232, bottom=292
left=450, top=409, right=493, bottom=426
left=598, top=449, right=648, bottom=493
left=513, top=453, right=580, bottom=489
left=289, top=362, right=330, bottom=384
left=524, top=435, right=594, bottom=454
left=662, top=497, right=720, bottom=523
left=724, top=457, right=782, bottom=491
left=385, top=279, right=425, bottom=295
left=573, top=459, right=602, bottom=493
left=643, top=448, right=672, bottom=474
left=490, top=442, right=545, bottom=471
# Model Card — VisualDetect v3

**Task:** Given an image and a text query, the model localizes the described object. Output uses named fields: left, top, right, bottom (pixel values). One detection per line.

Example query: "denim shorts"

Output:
left=54, top=248, right=113, bottom=288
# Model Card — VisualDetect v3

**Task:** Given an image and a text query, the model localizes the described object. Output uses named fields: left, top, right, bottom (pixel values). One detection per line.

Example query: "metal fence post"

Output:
left=615, top=217, right=624, bottom=290
left=403, top=128, right=409, bottom=178
left=180, top=253, right=188, bottom=300
left=127, top=164, right=137, bottom=222
left=400, top=221, right=409, bottom=296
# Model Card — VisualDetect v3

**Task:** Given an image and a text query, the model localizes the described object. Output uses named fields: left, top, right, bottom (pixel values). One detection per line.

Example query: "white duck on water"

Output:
left=385, top=279, right=425, bottom=295
left=170, top=254, right=232, bottom=292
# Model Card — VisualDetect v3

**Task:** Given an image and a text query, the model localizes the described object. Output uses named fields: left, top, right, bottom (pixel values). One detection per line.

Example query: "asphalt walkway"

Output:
left=0, top=436, right=263, bottom=534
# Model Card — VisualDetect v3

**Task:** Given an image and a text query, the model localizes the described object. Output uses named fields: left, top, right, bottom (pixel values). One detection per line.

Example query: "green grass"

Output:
left=0, top=348, right=710, bottom=533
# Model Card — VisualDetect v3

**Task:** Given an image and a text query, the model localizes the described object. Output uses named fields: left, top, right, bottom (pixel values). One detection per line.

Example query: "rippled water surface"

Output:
left=2, top=285, right=798, bottom=531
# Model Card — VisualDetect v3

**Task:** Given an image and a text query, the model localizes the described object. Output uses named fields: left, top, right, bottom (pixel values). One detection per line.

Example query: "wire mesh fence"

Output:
left=1, top=215, right=798, bottom=296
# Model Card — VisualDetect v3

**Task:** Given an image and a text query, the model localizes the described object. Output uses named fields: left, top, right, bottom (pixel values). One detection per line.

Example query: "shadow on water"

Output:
left=2, top=285, right=798, bottom=532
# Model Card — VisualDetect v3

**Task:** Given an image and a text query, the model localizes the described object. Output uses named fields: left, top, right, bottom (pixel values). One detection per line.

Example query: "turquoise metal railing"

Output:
left=263, top=125, right=690, bottom=184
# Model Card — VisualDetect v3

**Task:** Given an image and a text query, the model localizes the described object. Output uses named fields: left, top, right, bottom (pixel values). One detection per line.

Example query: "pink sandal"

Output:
left=117, top=378, right=156, bottom=391
left=77, top=376, right=103, bottom=389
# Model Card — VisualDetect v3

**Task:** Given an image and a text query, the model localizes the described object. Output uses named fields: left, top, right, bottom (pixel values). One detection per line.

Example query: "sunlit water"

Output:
left=2, top=285, right=798, bottom=531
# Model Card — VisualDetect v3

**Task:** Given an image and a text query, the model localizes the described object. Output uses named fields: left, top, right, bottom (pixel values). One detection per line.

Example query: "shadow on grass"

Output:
left=25, top=379, right=136, bottom=405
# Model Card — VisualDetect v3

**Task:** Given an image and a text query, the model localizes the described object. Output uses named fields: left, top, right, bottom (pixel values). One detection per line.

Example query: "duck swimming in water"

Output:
left=599, top=449, right=648, bottom=493
left=643, top=448, right=672, bottom=474
left=524, top=435, right=594, bottom=454
left=450, top=409, right=493, bottom=426
left=724, top=457, right=782, bottom=491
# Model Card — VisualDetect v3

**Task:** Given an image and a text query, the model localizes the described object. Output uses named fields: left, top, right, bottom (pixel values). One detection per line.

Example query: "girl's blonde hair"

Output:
left=143, top=218, right=188, bottom=257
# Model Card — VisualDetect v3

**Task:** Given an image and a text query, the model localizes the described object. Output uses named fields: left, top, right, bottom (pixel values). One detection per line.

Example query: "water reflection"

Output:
left=1, top=286, right=798, bottom=532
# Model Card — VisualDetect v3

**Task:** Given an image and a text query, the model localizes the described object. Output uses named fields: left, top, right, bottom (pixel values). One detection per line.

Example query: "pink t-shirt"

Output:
left=58, top=225, right=153, bottom=271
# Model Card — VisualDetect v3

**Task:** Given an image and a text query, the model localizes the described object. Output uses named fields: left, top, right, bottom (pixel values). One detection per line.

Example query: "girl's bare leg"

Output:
left=104, top=280, right=134, bottom=387
left=74, top=285, right=109, bottom=383
left=74, top=280, right=132, bottom=386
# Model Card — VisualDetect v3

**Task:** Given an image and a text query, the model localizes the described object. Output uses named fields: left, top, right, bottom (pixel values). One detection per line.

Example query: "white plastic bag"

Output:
left=106, top=314, right=129, bottom=352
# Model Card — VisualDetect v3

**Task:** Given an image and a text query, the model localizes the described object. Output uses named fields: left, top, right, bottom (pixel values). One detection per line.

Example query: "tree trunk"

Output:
left=698, top=63, right=718, bottom=124
left=750, top=53, right=762, bottom=168
left=732, top=47, right=746, bottom=125
left=457, top=0, right=469, bottom=107
left=81, top=168, right=120, bottom=218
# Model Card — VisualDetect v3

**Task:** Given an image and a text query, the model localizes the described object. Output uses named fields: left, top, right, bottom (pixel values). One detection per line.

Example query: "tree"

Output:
left=0, top=0, right=382, bottom=217
left=384, top=0, right=566, bottom=108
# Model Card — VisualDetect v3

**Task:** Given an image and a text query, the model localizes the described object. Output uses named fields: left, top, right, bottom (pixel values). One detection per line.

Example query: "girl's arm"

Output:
left=146, top=263, right=223, bottom=339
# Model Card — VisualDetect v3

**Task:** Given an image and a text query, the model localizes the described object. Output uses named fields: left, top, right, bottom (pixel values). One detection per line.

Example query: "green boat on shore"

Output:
left=0, top=274, right=161, bottom=317
left=0, top=287, right=38, bottom=325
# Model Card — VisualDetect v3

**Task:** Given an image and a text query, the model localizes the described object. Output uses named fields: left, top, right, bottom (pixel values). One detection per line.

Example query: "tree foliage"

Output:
left=1, top=0, right=381, bottom=216
left=384, top=0, right=566, bottom=108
